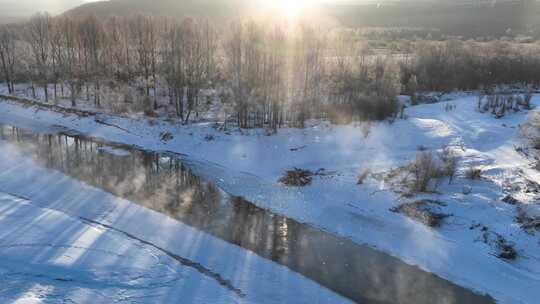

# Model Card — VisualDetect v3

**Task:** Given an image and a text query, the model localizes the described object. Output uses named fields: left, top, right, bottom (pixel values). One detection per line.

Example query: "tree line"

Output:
left=402, top=39, right=540, bottom=94
left=0, top=13, right=403, bottom=129
left=1, top=13, right=540, bottom=130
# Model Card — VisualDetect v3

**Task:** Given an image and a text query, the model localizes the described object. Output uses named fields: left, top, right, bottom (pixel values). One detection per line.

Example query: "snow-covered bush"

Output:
left=408, top=151, right=449, bottom=193
left=517, top=206, right=540, bottom=232
left=279, top=168, right=314, bottom=187
left=160, top=132, right=174, bottom=142
left=357, top=168, right=370, bottom=185
left=438, top=146, right=458, bottom=183
left=360, top=121, right=372, bottom=138
left=478, top=91, right=533, bottom=118
left=521, top=110, right=540, bottom=152
left=523, top=88, right=534, bottom=110
left=375, top=149, right=458, bottom=195
left=465, top=165, right=483, bottom=180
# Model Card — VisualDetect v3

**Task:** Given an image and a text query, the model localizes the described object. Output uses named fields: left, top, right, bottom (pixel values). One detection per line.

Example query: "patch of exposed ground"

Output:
left=391, top=200, right=450, bottom=227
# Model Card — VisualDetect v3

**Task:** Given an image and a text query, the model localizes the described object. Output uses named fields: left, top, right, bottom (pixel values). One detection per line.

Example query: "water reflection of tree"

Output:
left=4, top=127, right=295, bottom=263
left=7, top=129, right=224, bottom=224
left=228, top=197, right=292, bottom=264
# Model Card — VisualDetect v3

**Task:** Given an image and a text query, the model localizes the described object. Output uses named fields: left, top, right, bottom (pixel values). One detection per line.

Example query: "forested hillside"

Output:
left=63, top=0, right=540, bottom=38
left=330, top=0, right=540, bottom=37
left=65, top=0, right=247, bottom=20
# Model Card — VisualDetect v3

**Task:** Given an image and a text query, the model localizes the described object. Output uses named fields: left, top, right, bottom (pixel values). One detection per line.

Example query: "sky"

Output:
left=0, top=0, right=86, bottom=16
left=0, top=0, right=388, bottom=17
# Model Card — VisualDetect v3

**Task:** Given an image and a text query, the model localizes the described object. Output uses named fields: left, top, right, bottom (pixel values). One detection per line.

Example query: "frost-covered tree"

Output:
left=0, top=25, right=17, bottom=94
left=25, top=13, right=52, bottom=103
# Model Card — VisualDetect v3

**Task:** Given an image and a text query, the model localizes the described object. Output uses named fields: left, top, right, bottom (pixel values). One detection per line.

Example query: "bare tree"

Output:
left=131, top=15, right=159, bottom=110
left=79, top=15, right=105, bottom=107
left=58, top=16, right=80, bottom=106
left=0, top=25, right=17, bottom=94
left=293, top=24, right=326, bottom=127
left=162, top=19, right=186, bottom=118
left=224, top=21, right=246, bottom=127
left=105, top=16, right=130, bottom=81
left=181, top=18, right=205, bottom=123
left=49, top=18, right=64, bottom=101
left=266, top=25, right=287, bottom=131
left=26, top=13, right=52, bottom=103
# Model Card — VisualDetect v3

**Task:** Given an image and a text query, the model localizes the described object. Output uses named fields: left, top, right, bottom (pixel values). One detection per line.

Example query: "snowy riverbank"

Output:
left=0, top=148, right=351, bottom=304
left=1, top=94, right=539, bottom=303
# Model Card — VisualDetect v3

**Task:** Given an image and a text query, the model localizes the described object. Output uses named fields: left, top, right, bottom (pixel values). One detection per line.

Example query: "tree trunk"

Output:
left=95, top=80, right=101, bottom=108
left=70, top=83, right=76, bottom=107
left=43, top=84, right=49, bottom=103
left=0, top=53, right=12, bottom=94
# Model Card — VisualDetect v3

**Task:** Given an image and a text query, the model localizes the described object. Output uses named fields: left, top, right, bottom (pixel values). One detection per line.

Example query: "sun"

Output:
left=277, top=0, right=305, bottom=20
left=256, top=0, right=311, bottom=21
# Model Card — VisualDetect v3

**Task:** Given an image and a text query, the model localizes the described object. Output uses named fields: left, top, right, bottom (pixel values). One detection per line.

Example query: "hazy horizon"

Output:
left=0, top=0, right=385, bottom=17
left=0, top=0, right=85, bottom=16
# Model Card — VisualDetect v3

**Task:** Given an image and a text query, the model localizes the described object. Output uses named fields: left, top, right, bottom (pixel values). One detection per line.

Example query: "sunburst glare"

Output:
left=255, top=0, right=313, bottom=21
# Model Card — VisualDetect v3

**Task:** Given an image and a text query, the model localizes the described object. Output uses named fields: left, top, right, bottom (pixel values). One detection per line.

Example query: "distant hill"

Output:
left=0, top=16, right=27, bottom=24
left=63, top=0, right=540, bottom=38
left=327, top=0, right=540, bottom=37
left=64, top=0, right=249, bottom=19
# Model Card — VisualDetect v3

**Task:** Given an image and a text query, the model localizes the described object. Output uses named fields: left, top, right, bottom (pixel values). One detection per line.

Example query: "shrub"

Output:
left=357, top=168, right=371, bottom=185
left=403, top=148, right=458, bottom=194
left=279, top=168, right=314, bottom=187
left=474, top=224, right=518, bottom=260
left=532, top=137, right=540, bottom=150
left=417, top=145, right=428, bottom=151
left=523, top=87, right=533, bottom=110
left=141, top=96, right=157, bottom=116
left=466, top=165, right=483, bottom=180
left=408, top=151, right=445, bottom=193
left=495, top=235, right=517, bottom=260
left=324, top=96, right=399, bottom=124
left=361, top=122, right=372, bottom=139
left=516, top=206, right=540, bottom=231
left=326, top=103, right=354, bottom=125
left=160, top=132, right=174, bottom=142
left=501, top=195, right=519, bottom=205
left=391, top=200, right=449, bottom=227
left=438, top=146, right=458, bottom=183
